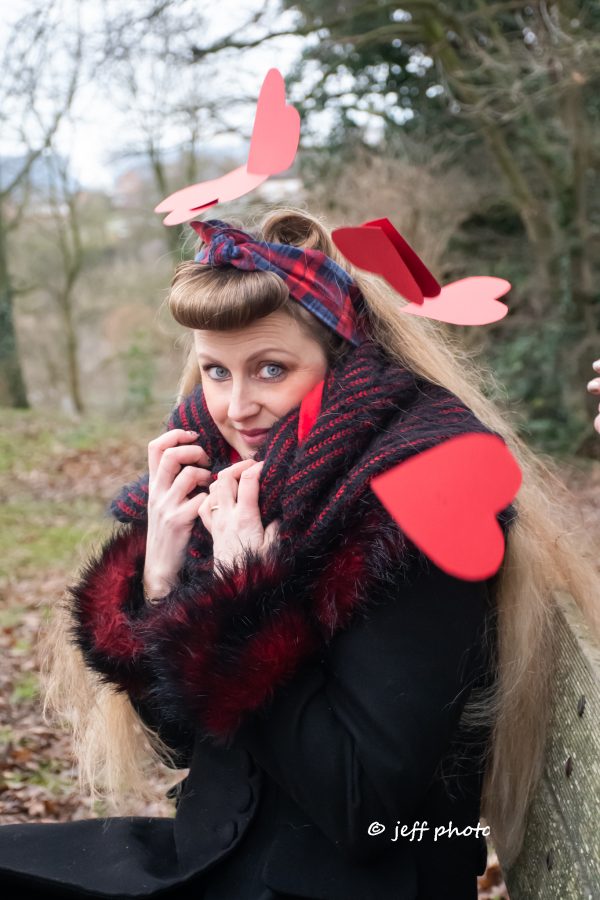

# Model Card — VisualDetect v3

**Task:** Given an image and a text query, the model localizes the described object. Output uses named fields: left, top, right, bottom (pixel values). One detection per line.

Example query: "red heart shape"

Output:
left=155, top=68, right=299, bottom=225
left=370, top=433, right=521, bottom=581
left=332, top=221, right=440, bottom=304
left=361, top=217, right=441, bottom=299
left=402, top=276, right=511, bottom=326
left=155, top=165, right=268, bottom=226
left=298, top=379, right=324, bottom=445
left=247, top=68, right=301, bottom=175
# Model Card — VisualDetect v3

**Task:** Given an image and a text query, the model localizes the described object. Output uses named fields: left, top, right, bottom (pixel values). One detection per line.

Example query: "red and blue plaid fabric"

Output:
left=191, top=219, right=368, bottom=347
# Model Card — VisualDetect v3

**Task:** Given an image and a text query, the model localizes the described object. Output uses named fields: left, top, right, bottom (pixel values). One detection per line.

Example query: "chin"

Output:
left=233, top=440, right=257, bottom=460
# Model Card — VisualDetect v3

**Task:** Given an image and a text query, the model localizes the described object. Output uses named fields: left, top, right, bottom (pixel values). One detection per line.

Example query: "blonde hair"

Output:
left=39, top=206, right=600, bottom=863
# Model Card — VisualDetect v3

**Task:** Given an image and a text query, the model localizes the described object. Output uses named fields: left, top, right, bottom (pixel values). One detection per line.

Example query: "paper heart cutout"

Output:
left=154, top=165, right=268, bottom=226
left=297, top=378, right=324, bottom=445
left=155, top=68, right=300, bottom=226
left=247, top=68, right=300, bottom=175
left=401, top=276, right=511, bottom=325
left=370, top=433, right=521, bottom=580
left=332, top=219, right=440, bottom=304
left=360, top=218, right=441, bottom=300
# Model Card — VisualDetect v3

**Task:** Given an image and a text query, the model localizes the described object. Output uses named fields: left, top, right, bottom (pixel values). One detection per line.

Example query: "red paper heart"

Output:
left=298, top=379, right=324, bottom=445
left=332, top=220, right=440, bottom=304
left=402, top=276, right=511, bottom=326
left=155, top=165, right=268, bottom=225
left=247, top=68, right=300, bottom=175
left=370, top=433, right=521, bottom=581
left=362, top=217, right=441, bottom=299
left=155, top=68, right=300, bottom=225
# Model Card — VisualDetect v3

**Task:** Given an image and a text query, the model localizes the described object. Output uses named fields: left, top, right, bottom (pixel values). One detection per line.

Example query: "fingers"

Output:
left=588, top=372, right=600, bottom=395
left=588, top=361, right=600, bottom=434
left=237, top=460, right=265, bottom=517
left=148, top=430, right=210, bottom=484
left=206, top=459, right=258, bottom=510
left=263, top=518, right=282, bottom=550
left=167, top=462, right=212, bottom=506
left=200, top=460, right=263, bottom=532
left=150, top=444, right=211, bottom=498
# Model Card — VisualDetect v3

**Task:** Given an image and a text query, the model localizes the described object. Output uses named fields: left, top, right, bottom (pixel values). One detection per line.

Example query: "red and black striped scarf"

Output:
left=74, top=338, right=515, bottom=743
left=111, top=337, right=510, bottom=574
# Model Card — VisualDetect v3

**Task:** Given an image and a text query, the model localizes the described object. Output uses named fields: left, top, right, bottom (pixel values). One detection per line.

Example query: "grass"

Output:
left=0, top=497, right=108, bottom=579
left=0, top=405, right=157, bottom=580
left=11, top=672, right=40, bottom=704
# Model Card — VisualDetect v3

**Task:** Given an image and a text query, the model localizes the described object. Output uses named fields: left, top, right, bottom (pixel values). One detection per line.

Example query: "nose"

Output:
left=227, top=379, right=261, bottom=421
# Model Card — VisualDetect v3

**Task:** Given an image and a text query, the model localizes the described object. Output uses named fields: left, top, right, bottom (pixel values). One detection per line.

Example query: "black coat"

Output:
left=0, top=554, right=496, bottom=900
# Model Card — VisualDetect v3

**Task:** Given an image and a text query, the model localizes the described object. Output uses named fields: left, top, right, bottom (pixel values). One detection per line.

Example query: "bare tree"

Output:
left=0, top=0, right=82, bottom=407
left=38, top=151, right=86, bottom=414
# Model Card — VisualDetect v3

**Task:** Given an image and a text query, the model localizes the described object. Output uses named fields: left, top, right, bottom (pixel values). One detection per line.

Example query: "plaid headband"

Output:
left=191, top=219, right=368, bottom=347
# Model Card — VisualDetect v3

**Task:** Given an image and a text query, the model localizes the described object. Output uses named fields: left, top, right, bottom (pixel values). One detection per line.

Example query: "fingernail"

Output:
left=593, top=360, right=600, bottom=372
left=187, top=430, right=199, bottom=436
left=588, top=379, right=600, bottom=389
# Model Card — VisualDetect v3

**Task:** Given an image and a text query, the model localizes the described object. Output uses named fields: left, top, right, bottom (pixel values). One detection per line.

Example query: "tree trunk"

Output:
left=0, top=201, right=28, bottom=408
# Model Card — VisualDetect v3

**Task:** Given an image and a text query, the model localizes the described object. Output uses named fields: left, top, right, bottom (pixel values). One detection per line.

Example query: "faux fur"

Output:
left=66, top=338, right=517, bottom=744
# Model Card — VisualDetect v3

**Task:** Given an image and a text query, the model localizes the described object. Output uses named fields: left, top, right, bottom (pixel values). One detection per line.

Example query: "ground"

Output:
left=1, top=408, right=598, bottom=899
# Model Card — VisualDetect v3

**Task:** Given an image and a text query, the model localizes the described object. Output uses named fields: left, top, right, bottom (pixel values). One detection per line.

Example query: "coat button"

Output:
left=236, top=784, right=254, bottom=813
left=216, top=820, right=238, bottom=847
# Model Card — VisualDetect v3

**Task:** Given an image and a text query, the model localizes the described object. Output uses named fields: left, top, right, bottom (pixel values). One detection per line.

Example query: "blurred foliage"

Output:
left=282, top=0, right=600, bottom=457
left=0, top=498, right=103, bottom=579
left=1, top=0, right=598, bottom=459
left=122, top=327, right=157, bottom=415
left=11, top=672, right=39, bottom=705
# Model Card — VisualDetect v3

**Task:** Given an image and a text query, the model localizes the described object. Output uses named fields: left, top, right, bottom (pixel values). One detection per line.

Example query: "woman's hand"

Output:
left=587, top=358, right=600, bottom=435
left=143, top=429, right=212, bottom=602
left=198, top=458, right=282, bottom=570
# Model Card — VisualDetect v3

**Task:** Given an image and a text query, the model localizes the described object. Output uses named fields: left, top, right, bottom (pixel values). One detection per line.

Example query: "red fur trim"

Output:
left=312, top=509, right=381, bottom=634
left=202, top=608, right=321, bottom=737
left=75, top=525, right=148, bottom=661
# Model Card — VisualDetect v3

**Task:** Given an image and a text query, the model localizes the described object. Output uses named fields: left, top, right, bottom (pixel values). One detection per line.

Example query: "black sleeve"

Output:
left=129, top=693, right=195, bottom=770
left=229, top=559, right=495, bottom=862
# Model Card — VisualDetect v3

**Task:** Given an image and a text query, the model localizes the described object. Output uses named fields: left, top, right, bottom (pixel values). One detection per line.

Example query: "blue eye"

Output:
left=261, top=363, right=285, bottom=379
left=203, top=365, right=229, bottom=380
left=202, top=362, right=286, bottom=381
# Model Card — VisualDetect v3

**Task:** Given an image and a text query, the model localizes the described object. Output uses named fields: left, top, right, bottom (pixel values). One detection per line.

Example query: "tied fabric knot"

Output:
left=197, top=225, right=256, bottom=267
left=191, top=218, right=369, bottom=347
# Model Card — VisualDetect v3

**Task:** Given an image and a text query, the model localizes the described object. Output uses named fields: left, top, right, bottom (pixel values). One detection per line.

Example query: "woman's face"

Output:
left=193, top=310, right=329, bottom=460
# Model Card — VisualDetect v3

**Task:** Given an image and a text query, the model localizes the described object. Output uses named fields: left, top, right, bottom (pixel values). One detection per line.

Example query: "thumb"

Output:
left=264, top=518, right=282, bottom=547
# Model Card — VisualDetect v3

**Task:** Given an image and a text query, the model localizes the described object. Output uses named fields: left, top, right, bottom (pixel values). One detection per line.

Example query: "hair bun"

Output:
left=260, top=207, right=332, bottom=254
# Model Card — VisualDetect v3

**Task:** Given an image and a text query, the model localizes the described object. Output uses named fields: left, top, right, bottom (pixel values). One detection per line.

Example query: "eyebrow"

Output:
left=196, top=347, right=296, bottom=362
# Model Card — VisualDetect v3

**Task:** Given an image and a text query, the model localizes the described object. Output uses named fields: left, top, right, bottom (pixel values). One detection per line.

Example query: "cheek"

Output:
left=202, top=386, right=225, bottom=424
left=273, top=374, right=317, bottom=415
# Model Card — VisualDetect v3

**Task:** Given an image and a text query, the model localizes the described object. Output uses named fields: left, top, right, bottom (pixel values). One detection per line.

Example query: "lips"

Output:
left=239, top=428, right=269, bottom=437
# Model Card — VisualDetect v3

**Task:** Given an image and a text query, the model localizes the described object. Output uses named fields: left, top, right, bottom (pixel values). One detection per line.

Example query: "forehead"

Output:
left=195, top=343, right=296, bottom=361
left=193, top=315, right=308, bottom=359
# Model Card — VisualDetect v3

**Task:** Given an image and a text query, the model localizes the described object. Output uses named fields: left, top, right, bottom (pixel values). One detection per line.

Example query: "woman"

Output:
left=1, top=208, right=599, bottom=900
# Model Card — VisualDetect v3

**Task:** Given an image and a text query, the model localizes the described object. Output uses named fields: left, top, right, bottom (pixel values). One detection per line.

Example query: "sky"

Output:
left=1, top=0, right=394, bottom=192
left=0, top=0, right=310, bottom=190
left=70, top=0, right=309, bottom=190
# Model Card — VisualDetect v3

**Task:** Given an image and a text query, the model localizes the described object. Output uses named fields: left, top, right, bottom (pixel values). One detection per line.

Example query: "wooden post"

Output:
left=504, top=590, right=600, bottom=899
